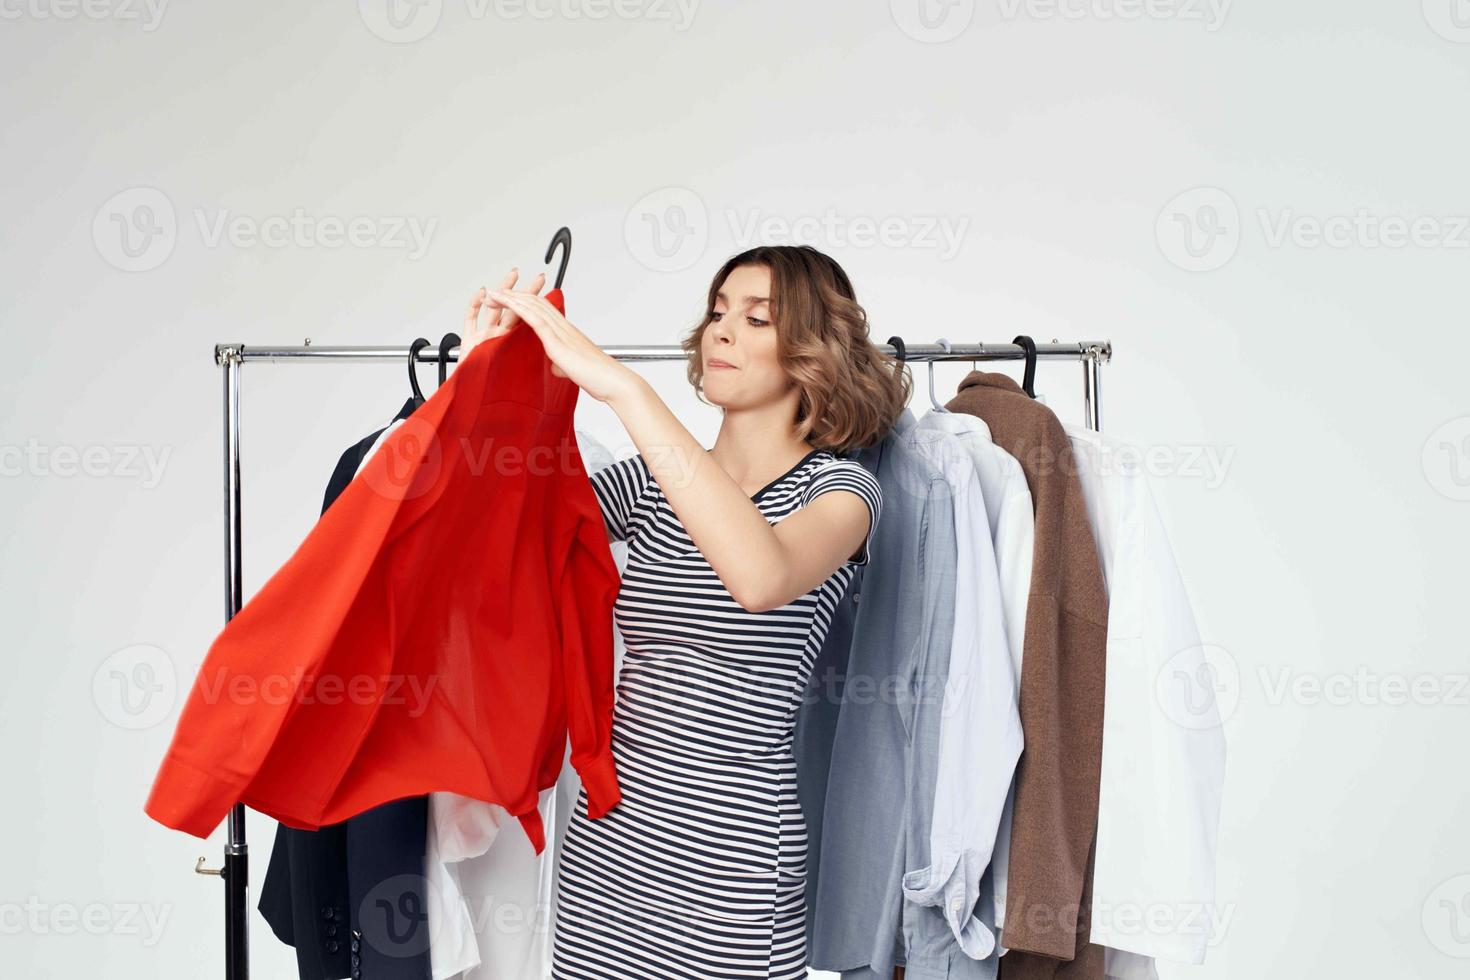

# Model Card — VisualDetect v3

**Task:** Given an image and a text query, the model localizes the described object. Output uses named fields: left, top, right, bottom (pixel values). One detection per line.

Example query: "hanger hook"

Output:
left=438, top=332, right=461, bottom=388
left=928, top=338, right=952, bottom=412
left=545, top=227, right=572, bottom=290
left=1012, top=335, right=1038, bottom=398
left=408, top=337, right=431, bottom=405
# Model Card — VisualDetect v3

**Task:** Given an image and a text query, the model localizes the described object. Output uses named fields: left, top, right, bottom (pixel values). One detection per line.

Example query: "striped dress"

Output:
left=551, top=446, right=883, bottom=979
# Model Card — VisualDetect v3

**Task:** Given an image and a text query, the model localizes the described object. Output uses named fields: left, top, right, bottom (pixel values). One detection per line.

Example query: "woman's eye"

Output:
left=709, top=311, right=724, bottom=321
left=747, top=317, right=769, bottom=327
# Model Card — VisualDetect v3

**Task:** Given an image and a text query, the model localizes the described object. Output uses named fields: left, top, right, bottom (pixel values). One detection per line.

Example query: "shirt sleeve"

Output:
left=900, top=456, right=1023, bottom=960
left=587, top=453, right=651, bottom=543
left=801, top=458, right=883, bottom=565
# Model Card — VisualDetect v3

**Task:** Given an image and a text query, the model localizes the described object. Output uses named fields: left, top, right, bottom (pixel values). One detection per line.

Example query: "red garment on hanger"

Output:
left=145, top=290, right=622, bottom=853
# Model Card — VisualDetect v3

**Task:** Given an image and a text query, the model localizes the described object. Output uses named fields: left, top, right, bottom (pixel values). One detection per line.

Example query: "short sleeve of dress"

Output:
left=801, top=457, right=884, bottom=566
left=588, top=453, right=651, bottom=543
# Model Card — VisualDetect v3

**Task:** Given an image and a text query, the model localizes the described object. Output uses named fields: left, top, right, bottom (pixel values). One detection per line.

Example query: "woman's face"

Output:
left=701, top=264, right=790, bottom=410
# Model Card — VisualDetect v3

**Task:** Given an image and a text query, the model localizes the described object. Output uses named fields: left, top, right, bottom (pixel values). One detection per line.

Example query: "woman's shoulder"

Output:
left=800, top=451, right=882, bottom=504
left=588, top=451, right=654, bottom=497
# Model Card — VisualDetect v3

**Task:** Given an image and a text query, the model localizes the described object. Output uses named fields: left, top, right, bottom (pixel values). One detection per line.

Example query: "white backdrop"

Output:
left=2, top=2, right=1468, bottom=978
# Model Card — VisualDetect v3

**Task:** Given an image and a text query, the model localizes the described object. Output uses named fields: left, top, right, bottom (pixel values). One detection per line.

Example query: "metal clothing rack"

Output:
left=200, top=336, right=1112, bottom=979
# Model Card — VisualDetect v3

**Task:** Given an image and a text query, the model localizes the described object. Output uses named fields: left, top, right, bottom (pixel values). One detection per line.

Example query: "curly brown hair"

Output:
left=681, top=245, right=911, bottom=455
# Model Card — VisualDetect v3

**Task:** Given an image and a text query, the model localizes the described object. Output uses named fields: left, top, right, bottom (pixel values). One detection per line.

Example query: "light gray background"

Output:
left=2, top=1, right=1467, bottom=977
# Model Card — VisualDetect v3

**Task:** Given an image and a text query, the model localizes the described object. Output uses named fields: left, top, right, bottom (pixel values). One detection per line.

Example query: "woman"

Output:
left=462, top=245, right=910, bottom=978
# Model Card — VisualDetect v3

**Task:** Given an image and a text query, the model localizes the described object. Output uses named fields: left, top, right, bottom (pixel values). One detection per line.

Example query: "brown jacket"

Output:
left=945, top=371, right=1109, bottom=978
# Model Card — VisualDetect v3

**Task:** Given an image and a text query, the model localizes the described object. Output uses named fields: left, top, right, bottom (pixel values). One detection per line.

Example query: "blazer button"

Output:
left=325, top=924, right=338, bottom=938
left=321, top=906, right=335, bottom=921
left=325, top=940, right=340, bottom=954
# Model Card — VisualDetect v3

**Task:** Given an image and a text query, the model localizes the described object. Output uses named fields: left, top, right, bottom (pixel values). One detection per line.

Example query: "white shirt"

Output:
left=906, top=410, right=1035, bottom=945
left=1065, top=423, right=1226, bottom=966
left=894, top=408, right=1024, bottom=960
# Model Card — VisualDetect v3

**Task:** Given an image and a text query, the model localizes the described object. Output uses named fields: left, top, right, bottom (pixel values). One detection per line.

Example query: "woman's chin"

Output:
left=701, top=382, right=735, bottom=408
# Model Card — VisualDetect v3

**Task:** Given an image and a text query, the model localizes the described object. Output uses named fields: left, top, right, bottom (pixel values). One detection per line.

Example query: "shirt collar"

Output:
left=955, top=369, right=1025, bottom=396
left=893, top=405, right=919, bottom=435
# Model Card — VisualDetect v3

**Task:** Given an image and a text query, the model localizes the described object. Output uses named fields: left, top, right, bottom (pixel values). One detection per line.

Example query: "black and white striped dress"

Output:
left=551, top=446, right=883, bottom=979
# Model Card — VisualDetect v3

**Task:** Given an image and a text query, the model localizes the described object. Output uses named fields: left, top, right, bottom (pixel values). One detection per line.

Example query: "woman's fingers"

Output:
left=489, top=290, right=564, bottom=337
left=493, top=270, right=546, bottom=333
left=465, top=287, right=488, bottom=338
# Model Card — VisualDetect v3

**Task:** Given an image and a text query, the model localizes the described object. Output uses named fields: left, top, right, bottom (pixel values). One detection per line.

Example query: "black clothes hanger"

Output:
left=438, top=332, right=461, bottom=388
left=1012, top=334, right=1038, bottom=398
left=874, top=336, right=908, bottom=478
left=545, top=227, right=572, bottom=289
left=889, top=336, right=907, bottom=368
left=407, top=337, right=432, bottom=407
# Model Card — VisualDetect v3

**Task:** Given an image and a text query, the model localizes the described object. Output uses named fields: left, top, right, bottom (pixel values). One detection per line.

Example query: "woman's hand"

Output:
left=487, top=288, right=641, bottom=405
left=461, top=267, right=545, bottom=363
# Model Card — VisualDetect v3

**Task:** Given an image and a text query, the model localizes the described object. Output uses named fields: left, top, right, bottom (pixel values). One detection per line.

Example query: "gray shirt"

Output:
left=794, top=429, right=958, bottom=977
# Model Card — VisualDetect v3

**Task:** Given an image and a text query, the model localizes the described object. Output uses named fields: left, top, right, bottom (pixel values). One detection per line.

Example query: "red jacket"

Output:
left=145, top=289, right=622, bottom=853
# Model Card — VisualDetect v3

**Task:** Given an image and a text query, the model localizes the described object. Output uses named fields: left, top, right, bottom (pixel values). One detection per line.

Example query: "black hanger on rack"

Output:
left=545, top=227, right=572, bottom=289
left=408, top=337, right=432, bottom=407
left=1012, top=334, right=1038, bottom=398
left=438, top=332, right=461, bottom=387
left=875, top=336, right=908, bottom=477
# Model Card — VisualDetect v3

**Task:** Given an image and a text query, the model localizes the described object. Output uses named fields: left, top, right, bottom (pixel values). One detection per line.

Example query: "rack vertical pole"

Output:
left=1082, top=346, right=1104, bottom=432
left=221, top=347, right=250, bottom=980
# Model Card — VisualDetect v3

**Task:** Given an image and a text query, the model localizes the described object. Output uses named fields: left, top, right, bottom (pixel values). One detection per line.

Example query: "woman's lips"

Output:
left=708, top=359, right=737, bottom=370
